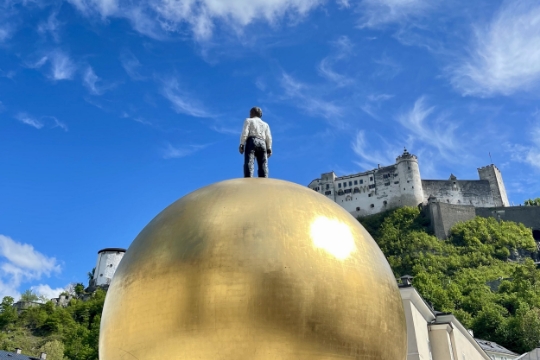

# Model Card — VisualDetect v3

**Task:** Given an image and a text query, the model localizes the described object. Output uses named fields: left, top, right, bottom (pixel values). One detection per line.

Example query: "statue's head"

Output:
left=250, top=107, right=263, bottom=118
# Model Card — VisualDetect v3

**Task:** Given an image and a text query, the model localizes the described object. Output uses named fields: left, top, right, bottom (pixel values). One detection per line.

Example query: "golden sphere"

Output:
left=100, top=178, right=406, bottom=360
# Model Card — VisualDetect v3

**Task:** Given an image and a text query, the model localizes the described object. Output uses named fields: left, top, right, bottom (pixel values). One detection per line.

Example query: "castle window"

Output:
left=368, top=193, right=372, bottom=197
left=384, top=182, right=390, bottom=186
left=383, top=201, right=388, bottom=206
left=412, top=186, right=414, bottom=189
left=356, top=207, right=360, bottom=211
left=370, top=177, right=373, bottom=181
left=354, top=180, right=358, bottom=185
left=394, top=181, right=399, bottom=184
left=369, top=184, right=375, bottom=189
left=394, top=174, right=398, bottom=177
left=325, top=191, right=331, bottom=195
left=338, top=183, right=341, bottom=188
left=353, top=188, right=360, bottom=194
left=408, top=166, right=410, bottom=170
left=349, top=181, right=352, bottom=186
left=326, top=184, right=329, bottom=190
left=370, top=204, right=374, bottom=208
left=360, top=180, right=364, bottom=184
left=407, top=180, right=410, bottom=183
left=344, top=189, right=352, bottom=194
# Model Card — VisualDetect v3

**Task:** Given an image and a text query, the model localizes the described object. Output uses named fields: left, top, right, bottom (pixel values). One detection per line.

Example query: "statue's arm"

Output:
left=240, top=119, right=250, bottom=145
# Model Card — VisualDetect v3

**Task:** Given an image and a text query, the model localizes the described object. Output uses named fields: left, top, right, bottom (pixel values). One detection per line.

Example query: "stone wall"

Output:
left=426, top=202, right=476, bottom=239
left=426, top=202, right=540, bottom=240
left=475, top=206, right=540, bottom=234
left=422, top=180, right=495, bottom=207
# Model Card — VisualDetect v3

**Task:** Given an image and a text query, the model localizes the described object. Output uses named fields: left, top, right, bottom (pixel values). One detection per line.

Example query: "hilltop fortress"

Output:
left=308, top=149, right=540, bottom=241
left=308, top=149, right=509, bottom=217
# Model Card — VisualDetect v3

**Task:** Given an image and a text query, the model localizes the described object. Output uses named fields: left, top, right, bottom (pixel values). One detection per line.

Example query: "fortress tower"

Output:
left=92, top=248, right=126, bottom=287
left=395, top=149, right=424, bottom=207
left=477, top=165, right=509, bottom=207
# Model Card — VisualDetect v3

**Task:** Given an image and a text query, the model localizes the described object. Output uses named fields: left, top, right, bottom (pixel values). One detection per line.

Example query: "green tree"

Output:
left=0, top=296, right=17, bottom=329
left=20, top=290, right=39, bottom=302
left=38, top=340, right=66, bottom=360
left=524, top=198, right=540, bottom=206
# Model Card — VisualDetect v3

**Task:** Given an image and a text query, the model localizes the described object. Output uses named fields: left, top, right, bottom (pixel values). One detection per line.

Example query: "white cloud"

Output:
left=396, top=96, right=461, bottom=161
left=450, top=0, right=540, bottom=97
left=50, top=51, right=76, bottom=80
left=29, top=51, right=76, bottom=81
left=15, top=113, right=44, bottom=129
left=31, top=284, right=65, bottom=300
left=0, top=235, right=61, bottom=298
left=161, top=78, right=210, bottom=118
left=162, top=143, right=208, bottom=159
left=507, top=126, right=540, bottom=171
left=14, top=113, right=68, bottom=131
left=67, top=0, right=325, bottom=40
left=83, top=66, right=110, bottom=95
left=280, top=72, right=345, bottom=126
left=358, top=0, right=433, bottom=28
left=38, top=12, right=61, bottom=42
left=360, top=93, right=393, bottom=118
left=317, top=36, right=354, bottom=86
left=352, top=130, right=400, bottom=169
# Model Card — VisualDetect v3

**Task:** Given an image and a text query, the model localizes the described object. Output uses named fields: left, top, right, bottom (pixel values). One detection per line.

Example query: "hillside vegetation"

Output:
left=0, top=207, right=539, bottom=358
left=0, top=289, right=104, bottom=360
left=360, top=207, right=540, bottom=354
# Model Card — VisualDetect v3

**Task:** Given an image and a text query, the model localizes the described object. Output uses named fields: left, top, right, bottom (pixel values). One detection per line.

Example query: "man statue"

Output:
left=239, top=107, right=272, bottom=178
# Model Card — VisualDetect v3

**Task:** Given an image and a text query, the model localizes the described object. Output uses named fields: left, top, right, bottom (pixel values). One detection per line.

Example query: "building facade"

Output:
left=308, top=149, right=509, bottom=217
left=91, top=248, right=126, bottom=287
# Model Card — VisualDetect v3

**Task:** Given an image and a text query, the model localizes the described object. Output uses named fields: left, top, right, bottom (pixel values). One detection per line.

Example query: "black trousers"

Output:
left=244, top=137, right=268, bottom=178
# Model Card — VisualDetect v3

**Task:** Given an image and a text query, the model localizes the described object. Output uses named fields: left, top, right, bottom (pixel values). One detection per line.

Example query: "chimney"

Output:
left=40, top=352, right=47, bottom=359
left=400, top=275, right=414, bottom=286
left=15, top=348, right=22, bottom=354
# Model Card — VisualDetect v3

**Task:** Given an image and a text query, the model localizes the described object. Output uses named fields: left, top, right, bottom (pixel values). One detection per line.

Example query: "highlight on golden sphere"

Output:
left=100, top=178, right=407, bottom=360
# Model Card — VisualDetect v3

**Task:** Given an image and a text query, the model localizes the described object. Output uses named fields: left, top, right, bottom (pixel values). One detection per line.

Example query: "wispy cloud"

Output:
left=507, top=126, right=540, bottom=171
left=15, top=113, right=44, bottom=129
left=352, top=130, right=401, bottom=169
left=450, top=0, right=540, bottom=97
left=360, top=93, right=393, bottom=118
left=162, top=143, right=209, bottom=159
left=280, top=72, right=345, bottom=126
left=83, top=66, right=111, bottom=95
left=38, top=11, right=61, bottom=42
left=161, top=78, right=210, bottom=118
left=0, top=235, right=61, bottom=298
left=317, top=36, right=354, bottom=87
left=120, top=51, right=145, bottom=80
left=358, top=0, right=433, bottom=28
left=15, top=113, right=68, bottom=131
left=67, top=0, right=324, bottom=41
left=0, top=25, right=13, bottom=43
left=396, top=96, right=461, bottom=161
left=372, top=53, right=402, bottom=79
left=28, top=50, right=77, bottom=81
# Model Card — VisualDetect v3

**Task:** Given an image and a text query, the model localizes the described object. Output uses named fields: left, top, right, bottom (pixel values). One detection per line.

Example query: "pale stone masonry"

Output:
left=308, top=149, right=509, bottom=218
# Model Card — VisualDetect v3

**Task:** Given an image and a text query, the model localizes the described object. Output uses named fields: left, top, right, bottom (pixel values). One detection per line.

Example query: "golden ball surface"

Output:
left=100, top=178, right=406, bottom=360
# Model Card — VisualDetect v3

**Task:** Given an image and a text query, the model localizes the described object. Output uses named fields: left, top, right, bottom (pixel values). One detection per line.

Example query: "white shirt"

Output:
left=240, top=117, right=272, bottom=150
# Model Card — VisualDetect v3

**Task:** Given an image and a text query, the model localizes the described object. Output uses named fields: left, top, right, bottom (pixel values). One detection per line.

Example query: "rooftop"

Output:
left=475, top=339, right=518, bottom=356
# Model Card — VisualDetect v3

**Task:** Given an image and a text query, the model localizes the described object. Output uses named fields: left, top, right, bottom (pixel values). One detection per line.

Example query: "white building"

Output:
left=400, top=276, right=491, bottom=360
left=308, top=149, right=509, bottom=217
left=92, top=248, right=126, bottom=287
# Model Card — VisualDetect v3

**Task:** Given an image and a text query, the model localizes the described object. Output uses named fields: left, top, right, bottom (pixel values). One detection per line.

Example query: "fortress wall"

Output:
left=338, top=165, right=402, bottom=217
left=475, top=206, right=540, bottom=231
left=422, top=180, right=495, bottom=207
left=426, top=202, right=476, bottom=239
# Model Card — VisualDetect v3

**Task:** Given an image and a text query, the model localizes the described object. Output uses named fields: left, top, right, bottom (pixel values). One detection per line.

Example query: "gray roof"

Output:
left=0, top=350, right=41, bottom=360
left=475, top=339, right=518, bottom=356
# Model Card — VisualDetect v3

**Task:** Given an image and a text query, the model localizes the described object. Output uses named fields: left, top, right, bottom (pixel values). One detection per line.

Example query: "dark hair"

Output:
left=250, top=107, right=263, bottom=118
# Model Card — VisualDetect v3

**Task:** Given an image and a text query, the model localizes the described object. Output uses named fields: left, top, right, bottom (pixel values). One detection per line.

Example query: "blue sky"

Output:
left=2, top=0, right=540, bottom=299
